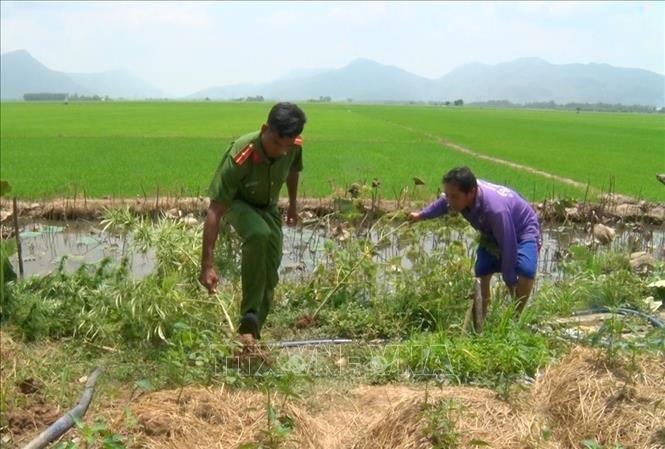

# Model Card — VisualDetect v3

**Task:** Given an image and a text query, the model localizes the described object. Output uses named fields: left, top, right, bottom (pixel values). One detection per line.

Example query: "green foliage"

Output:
left=0, top=179, right=17, bottom=320
left=1, top=240, right=17, bottom=320
left=101, top=207, right=141, bottom=236
left=212, top=219, right=242, bottom=280
left=276, top=217, right=475, bottom=339
left=562, top=244, right=630, bottom=277
left=2, top=205, right=662, bottom=415
left=0, top=179, right=11, bottom=196
left=7, top=258, right=118, bottom=341
left=386, top=304, right=555, bottom=384
left=526, top=242, right=665, bottom=364
left=162, top=322, right=232, bottom=386
left=557, top=244, right=650, bottom=310
left=5, top=214, right=235, bottom=347
left=420, top=399, right=463, bottom=449
left=580, top=440, right=625, bottom=449
left=54, top=417, right=126, bottom=449
left=239, top=372, right=308, bottom=449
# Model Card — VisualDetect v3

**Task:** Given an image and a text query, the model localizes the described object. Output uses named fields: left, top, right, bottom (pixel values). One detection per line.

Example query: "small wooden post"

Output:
left=155, top=186, right=160, bottom=211
left=12, top=197, right=24, bottom=279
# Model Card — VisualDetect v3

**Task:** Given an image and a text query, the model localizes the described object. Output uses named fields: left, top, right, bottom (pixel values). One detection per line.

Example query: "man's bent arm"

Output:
left=287, top=170, right=299, bottom=208
left=419, top=195, right=449, bottom=220
left=202, top=200, right=227, bottom=270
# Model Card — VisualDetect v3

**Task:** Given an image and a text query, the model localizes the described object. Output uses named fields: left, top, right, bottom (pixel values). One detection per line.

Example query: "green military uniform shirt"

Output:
left=208, top=130, right=303, bottom=208
left=206, top=129, right=304, bottom=335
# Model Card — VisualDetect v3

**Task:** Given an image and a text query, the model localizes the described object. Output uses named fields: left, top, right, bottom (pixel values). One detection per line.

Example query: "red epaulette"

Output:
left=233, top=144, right=253, bottom=165
left=294, top=135, right=303, bottom=146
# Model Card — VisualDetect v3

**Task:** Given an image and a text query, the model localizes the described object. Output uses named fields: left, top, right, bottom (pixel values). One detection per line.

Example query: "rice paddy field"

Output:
left=1, top=101, right=664, bottom=201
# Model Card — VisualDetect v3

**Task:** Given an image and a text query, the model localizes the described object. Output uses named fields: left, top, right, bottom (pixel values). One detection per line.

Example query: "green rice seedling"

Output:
left=4, top=102, right=660, bottom=200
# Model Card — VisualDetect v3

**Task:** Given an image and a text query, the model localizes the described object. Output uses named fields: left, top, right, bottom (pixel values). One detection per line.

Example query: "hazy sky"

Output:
left=1, top=1, right=663, bottom=97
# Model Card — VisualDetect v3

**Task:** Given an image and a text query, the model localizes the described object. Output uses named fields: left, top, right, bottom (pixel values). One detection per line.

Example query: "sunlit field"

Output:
left=1, top=102, right=663, bottom=201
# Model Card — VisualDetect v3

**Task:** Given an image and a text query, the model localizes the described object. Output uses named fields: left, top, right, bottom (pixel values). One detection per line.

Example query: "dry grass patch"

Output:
left=531, top=347, right=665, bottom=449
left=126, top=384, right=555, bottom=449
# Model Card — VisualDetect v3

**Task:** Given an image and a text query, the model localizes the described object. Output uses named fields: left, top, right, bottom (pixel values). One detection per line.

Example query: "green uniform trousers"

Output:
left=224, top=199, right=283, bottom=331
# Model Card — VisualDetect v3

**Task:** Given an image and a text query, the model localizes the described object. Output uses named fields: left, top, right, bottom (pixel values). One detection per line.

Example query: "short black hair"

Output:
left=267, top=102, right=306, bottom=137
left=443, top=166, right=477, bottom=193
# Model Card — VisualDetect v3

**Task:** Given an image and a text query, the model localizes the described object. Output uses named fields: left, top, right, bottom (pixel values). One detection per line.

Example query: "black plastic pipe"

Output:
left=22, top=367, right=102, bottom=449
left=573, top=306, right=664, bottom=328
left=268, top=338, right=355, bottom=348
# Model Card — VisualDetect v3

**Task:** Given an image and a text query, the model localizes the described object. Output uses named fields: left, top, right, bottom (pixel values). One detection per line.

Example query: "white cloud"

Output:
left=511, top=1, right=610, bottom=17
left=257, top=9, right=301, bottom=27
left=327, top=1, right=391, bottom=26
left=67, top=2, right=215, bottom=29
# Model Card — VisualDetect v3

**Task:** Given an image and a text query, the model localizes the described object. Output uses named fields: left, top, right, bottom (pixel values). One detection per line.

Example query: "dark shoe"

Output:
left=238, top=312, right=260, bottom=339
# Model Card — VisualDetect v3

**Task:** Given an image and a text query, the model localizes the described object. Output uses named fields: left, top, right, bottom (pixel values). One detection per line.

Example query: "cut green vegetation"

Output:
left=1, top=208, right=664, bottom=448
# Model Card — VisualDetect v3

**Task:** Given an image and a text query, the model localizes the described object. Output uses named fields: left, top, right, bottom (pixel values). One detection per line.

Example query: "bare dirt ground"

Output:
left=0, top=333, right=62, bottom=448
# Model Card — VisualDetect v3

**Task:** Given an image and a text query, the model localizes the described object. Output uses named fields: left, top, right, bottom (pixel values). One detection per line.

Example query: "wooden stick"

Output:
left=463, top=280, right=483, bottom=335
left=12, top=197, right=24, bottom=279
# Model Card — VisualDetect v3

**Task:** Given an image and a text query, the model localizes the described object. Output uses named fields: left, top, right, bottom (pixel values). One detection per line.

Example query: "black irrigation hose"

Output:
left=268, top=338, right=402, bottom=348
left=22, top=367, right=102, bottom=449
left=268, top=338, right=355, bottom=348
left=272, top=308, right=665, bottom=349
left=572, top=306, right=664, bottom=329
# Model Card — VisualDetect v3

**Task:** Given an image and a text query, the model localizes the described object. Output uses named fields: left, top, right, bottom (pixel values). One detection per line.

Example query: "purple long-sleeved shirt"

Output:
left=419, top=180, right=541, bottom=286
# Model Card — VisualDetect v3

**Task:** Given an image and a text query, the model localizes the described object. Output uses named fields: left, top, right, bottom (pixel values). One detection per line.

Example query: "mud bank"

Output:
left=1, top=195, right=663, bottom=224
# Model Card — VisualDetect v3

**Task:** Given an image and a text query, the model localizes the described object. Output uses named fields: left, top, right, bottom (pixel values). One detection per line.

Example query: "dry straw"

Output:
left=123, top=347, right=664, bottom=449
left=530, top=347, right=665, bottom=449
left=127, top=385, right=553, bottom=449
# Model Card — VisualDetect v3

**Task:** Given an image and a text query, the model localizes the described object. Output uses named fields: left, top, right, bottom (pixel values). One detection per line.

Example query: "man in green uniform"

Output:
left=200, top=102, right=306, bottom=340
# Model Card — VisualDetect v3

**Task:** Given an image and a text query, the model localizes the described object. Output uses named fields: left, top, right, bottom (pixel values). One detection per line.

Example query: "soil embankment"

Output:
left=1, top=195, right=663, bottom=225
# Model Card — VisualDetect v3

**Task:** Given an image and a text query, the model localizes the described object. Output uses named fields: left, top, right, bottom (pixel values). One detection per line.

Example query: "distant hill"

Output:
left=0, top=50, right=163, bottom=100
left=67, top=70, right=163, bottom=99
left=434, top=57, right=665, bottom=106
left=189, top=57, right=665, bottom=106
left=2, top=50, right=662, bottom=106
left=1, top=50, right=88, bottom=99
left=189, top=59, right=435, bottom=102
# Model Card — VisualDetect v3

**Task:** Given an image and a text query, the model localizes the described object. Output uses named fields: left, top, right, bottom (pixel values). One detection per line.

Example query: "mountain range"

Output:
left=1, top=50, right=663, bottom=106
left=1, top=50, right=163, bottom=100
left=190, top=57, right=665, bottom=106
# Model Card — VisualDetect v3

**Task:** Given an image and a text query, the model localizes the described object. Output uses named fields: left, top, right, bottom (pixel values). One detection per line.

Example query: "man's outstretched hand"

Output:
left=407, top=212, right=422, bottom=223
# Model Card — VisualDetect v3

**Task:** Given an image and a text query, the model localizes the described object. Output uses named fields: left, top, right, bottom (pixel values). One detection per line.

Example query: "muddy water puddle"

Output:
left=8, top=221, right=155, bottom=278
left=6, top=220, right=664, bottom=281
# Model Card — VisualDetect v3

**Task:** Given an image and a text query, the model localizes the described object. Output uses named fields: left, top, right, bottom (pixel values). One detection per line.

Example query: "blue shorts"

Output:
left=475, top=240, right=539, bottom=280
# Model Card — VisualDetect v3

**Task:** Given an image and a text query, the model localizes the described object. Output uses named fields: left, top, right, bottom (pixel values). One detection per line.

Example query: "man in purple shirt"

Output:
left=408, top=167, right=541, bottom=324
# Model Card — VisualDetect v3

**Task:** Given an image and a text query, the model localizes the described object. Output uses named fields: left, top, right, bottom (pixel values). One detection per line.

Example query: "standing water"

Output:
left=8, top=220, right=663, bottom=282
